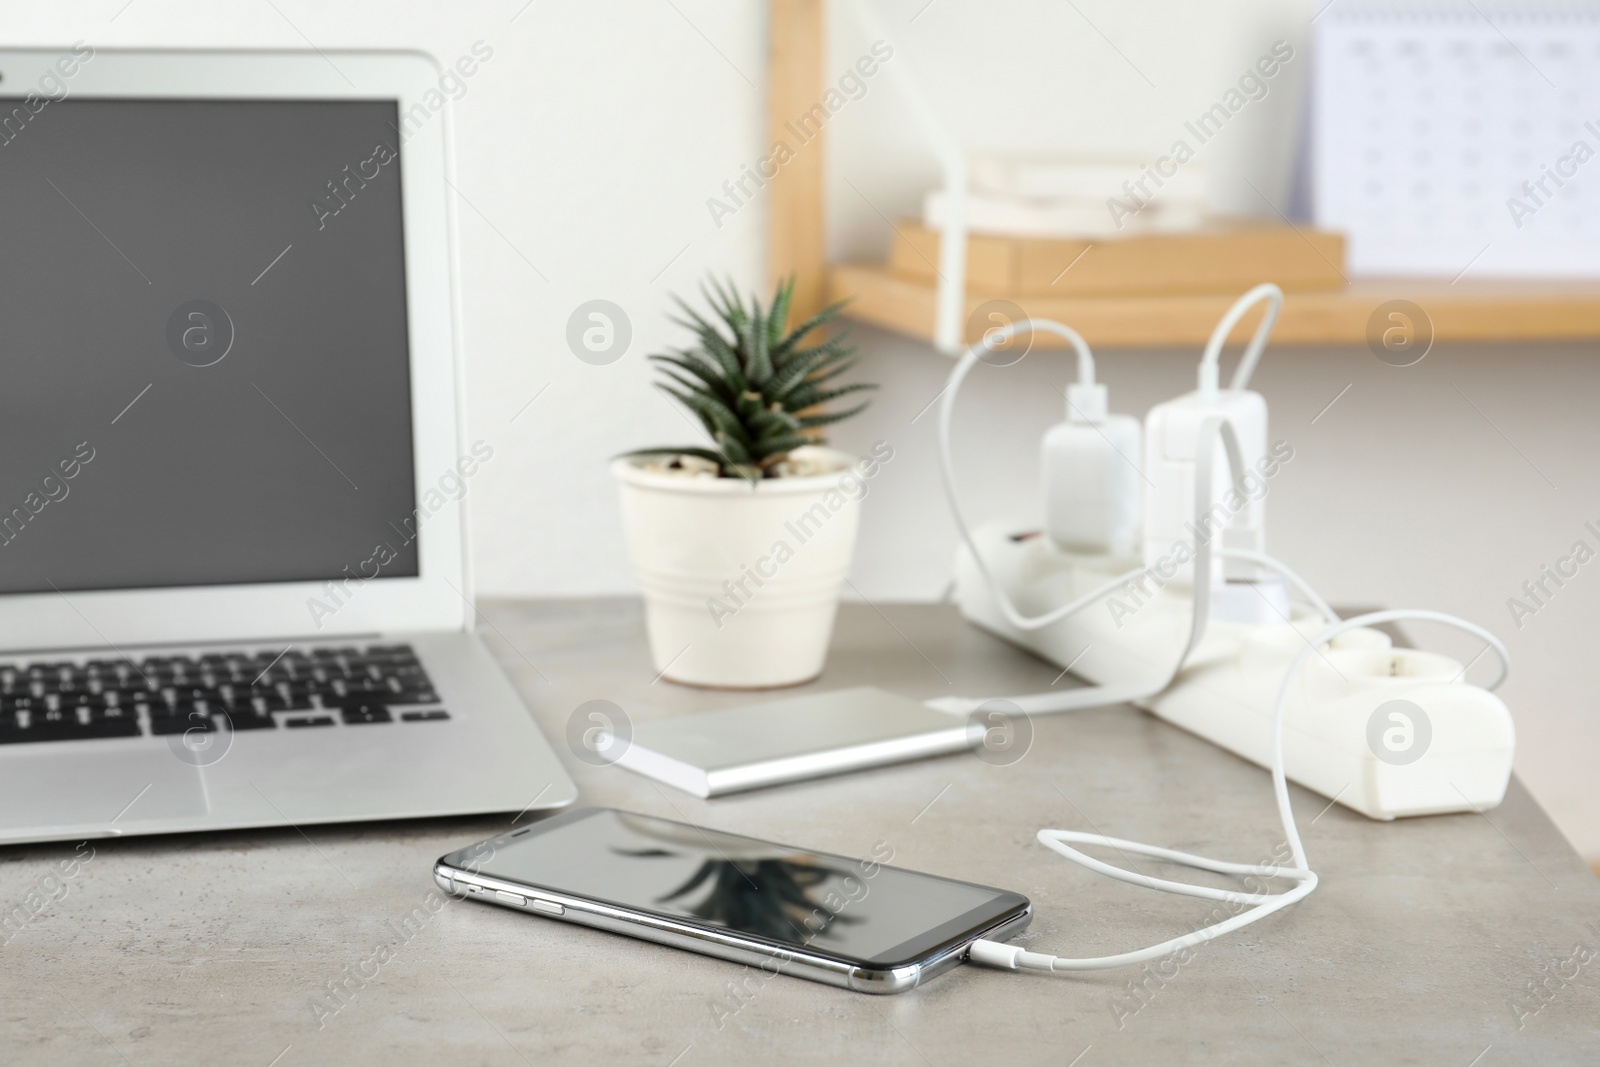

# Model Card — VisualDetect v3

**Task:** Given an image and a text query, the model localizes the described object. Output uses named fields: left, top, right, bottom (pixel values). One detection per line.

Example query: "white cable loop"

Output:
left=1198, top=283, right=1283, bottom=399
left=969, top=607, right=1511, bottom=974
left=939, top=319, right=1143, bottom=637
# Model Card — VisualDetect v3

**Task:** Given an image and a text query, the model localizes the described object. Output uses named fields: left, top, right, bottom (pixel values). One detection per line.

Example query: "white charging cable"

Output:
left=1197, top=282, right=1283, bottom=401
left=936, top=319, right=1148, bottom=638
left=968, top=606, right=1509, bottom=973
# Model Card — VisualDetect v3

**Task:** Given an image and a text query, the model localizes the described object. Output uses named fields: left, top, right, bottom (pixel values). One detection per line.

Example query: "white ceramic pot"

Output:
left=612, top=446, right=863, bottom=688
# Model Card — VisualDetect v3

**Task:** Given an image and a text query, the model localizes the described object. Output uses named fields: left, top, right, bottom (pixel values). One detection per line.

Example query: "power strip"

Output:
left=951, top=520, right=1514, bottom=820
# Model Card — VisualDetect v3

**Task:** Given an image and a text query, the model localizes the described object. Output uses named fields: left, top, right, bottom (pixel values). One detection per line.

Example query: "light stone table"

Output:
left=2, top=599, right=1598, bottom=1066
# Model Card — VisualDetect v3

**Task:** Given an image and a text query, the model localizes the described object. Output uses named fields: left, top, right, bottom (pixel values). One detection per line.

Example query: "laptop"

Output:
left=0, top=48, right=577, bottom=845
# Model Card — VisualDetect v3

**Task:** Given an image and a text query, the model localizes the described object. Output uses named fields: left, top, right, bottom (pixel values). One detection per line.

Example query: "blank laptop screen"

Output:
left=0, top=97, right=420, bottom=595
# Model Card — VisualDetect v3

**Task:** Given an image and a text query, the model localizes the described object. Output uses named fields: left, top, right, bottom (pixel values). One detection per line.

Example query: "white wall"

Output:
left=5, top=0, right=1310, bottom=599
left=6, top=1, right=1597, bottom=860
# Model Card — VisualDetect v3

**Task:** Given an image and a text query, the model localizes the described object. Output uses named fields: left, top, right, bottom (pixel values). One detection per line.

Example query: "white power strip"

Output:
left=951, top=520, right=1514, bottom=820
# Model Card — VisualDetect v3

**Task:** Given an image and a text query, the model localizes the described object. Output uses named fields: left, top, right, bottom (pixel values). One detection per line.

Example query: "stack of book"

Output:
left=926, top=156, right=1212, bottom=238
left=894, top=218, right=1347, bottom=299
left=907, top=155, right=1347, bottom=299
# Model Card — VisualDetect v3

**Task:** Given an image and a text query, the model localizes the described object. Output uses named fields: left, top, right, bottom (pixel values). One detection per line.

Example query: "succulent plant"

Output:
left=633, top=276, right=875, bottom=481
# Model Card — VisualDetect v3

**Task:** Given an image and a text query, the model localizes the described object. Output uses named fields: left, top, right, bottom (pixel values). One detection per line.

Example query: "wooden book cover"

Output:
left=889, top=219, right=1346, bottom=297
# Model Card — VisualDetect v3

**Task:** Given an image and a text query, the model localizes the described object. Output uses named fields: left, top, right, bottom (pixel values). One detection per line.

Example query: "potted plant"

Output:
left=612, top=277, right=884, bottom=688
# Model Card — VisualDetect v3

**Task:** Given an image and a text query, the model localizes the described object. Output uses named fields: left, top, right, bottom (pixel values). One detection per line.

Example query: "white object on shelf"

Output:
left=931, top=155, right=1211, bottom=238
left=969, top=155, right=1210, bottom=204
left=1313, top=4, right=1600, bottom=277
left=847, top=0, right=967, bottom=353
left=924, top=188, right=1207, bottom=238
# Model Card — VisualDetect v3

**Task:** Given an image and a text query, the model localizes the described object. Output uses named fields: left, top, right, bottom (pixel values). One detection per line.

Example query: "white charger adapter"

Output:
left=1042, top=377, right=1142, bottom=558
left=1030, top=320, right=1142, bottom=556
left=1142, top=285, right=1282, bottom=592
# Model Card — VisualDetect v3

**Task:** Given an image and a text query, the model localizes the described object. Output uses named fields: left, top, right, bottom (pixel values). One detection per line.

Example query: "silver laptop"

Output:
left=0, top=48, right=577, bottom=845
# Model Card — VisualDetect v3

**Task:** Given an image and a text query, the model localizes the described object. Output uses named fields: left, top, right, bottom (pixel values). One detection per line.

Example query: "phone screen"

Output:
left=444, top=808, right=1026, bottom=968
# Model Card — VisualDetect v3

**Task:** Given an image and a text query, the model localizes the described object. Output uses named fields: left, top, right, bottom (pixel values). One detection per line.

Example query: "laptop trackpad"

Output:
left=0, top=747, right=211, bottom=833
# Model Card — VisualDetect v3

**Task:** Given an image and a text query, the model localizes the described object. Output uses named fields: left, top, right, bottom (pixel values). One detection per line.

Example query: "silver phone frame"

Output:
left=433, top=822, right=1032, bottom=995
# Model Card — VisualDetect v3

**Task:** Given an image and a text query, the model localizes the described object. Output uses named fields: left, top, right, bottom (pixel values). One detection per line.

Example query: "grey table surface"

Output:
left=2, top=598, right=1597, bottom=1067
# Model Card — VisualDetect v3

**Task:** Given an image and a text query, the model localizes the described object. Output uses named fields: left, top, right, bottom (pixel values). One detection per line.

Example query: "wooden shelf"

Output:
left=830, top=263, right=1600, bottom=349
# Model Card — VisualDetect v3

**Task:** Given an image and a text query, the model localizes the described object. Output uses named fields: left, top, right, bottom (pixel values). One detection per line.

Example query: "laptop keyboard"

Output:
left=0, top=643, right=451, bottom=744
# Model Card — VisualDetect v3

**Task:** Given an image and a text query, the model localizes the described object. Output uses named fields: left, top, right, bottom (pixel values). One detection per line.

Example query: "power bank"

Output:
left=609, top=686, right=971, bottom=797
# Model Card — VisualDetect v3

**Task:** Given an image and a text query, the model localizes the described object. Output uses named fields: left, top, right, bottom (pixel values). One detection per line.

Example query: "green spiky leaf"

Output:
left=782, top=381, right=877, bottom=412
left=638, top=275, right=874, bottom=478
left=649, top=353, right=737, bottom=401
left=771, top=298, right=849, bottom=363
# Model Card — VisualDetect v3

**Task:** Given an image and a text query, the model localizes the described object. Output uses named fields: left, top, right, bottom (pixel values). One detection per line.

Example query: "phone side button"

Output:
left=494, top=890, right=526, bottom=907
left=529, top=898, right=565, bottom=916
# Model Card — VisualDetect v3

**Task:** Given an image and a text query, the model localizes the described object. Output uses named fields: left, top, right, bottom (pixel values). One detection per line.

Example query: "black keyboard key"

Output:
left=335, top=678, right=388, bottom=698
left=285, top=716, right=335, bottom=728
left=170, top=686, right=225, bottom=704
left=78, top=718, right=141, bottom=740
left=149, top=702, right=216, bottom=735
left=149, top=717, right=210, bottom=736
left=35, top=707, right=78, bottom=729
left=339, top=702, right=392, bottom=725
left=226, top=706, right=278, bottom=730
left=400, top=709, right=450, bottom=722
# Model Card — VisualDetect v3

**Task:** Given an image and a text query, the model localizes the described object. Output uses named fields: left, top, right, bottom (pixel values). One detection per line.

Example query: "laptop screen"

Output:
left=0, top=97, right=421, bottom=596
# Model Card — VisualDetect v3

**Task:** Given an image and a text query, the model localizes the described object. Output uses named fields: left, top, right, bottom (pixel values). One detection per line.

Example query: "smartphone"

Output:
left=434, top=807, right=1030, bottom=994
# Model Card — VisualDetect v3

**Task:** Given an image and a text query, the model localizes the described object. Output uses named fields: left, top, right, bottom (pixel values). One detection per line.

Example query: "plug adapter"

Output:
left=1142, top=387, right=1268, bottom=584
left=1042, top=382, right=1142, bottom=557
left=1143, top=284, right=1286, bottom=587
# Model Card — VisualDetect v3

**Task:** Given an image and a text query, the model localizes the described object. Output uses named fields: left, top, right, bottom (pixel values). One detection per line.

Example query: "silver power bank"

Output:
left=608, top=687, right=974, bottom=797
